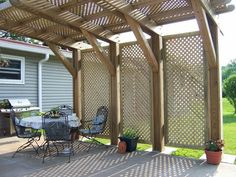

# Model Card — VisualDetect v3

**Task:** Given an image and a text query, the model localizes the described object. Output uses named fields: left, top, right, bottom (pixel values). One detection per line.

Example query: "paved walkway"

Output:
left=0, top=137, right=236, bottom=177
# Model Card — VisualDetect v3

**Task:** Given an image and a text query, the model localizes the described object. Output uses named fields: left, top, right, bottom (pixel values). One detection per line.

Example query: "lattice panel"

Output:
left=120, top=43, right=152, bottom=143
left=81, top=49, right=111, bottom=137
left=163, top=33, right=208, bottom=148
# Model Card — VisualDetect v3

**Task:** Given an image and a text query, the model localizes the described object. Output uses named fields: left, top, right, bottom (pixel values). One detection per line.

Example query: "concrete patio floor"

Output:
left=0, top=137, right=236, bottom=177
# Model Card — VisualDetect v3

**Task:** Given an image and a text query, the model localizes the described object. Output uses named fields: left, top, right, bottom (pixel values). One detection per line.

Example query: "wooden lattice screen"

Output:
left=81, top=49, right=111, bottom=137
left=163, top=32, right=208, bottom=148
left=120, top=42, right=152, bottom=143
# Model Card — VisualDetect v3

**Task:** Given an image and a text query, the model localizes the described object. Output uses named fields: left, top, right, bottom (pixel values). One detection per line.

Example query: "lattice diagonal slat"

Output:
left=120, top=42, right=152, bottom=143
left=164, top=33, right=208, bottom=148
left=81, top=49, right=111, bottom=137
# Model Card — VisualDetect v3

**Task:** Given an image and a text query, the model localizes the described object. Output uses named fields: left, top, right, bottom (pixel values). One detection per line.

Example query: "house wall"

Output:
left=42, top=58, right=72, bottom=111
left=0, top=47, right=73, bottom=112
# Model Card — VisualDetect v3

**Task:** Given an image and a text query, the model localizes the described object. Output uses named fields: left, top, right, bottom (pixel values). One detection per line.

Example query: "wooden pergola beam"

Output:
left=81, top=30, right=116, bottom=76
left=110, top=42, right=120, bottom=145
left=151, top=34, right=164, bottom=151
left=191, top=0, right=217, bottom=68
left=9, top=0, right=115, bottom=44
left=208, top=17, right=222, bottom=140
left=72, top=49, right=82, bottom=118
left=125, top=15, right=159, bottom=72
left=199, top=0, right=223, bottom=33
left=96, top=0, right=159, bottom=36
left=133, top=0, right=166, bottom=8
left=47, top=43, right=76, bottom=77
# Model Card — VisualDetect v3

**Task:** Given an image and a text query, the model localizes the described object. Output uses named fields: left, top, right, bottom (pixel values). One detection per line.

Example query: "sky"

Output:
left=115, top=0, right=236, bottom=67
left=218, top=0, right=236, bottom=66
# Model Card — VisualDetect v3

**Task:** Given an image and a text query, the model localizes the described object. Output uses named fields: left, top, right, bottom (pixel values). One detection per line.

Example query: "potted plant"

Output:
left=119, top=129, right=139, bottom=152
left=205, top=139, right=224, bottom=165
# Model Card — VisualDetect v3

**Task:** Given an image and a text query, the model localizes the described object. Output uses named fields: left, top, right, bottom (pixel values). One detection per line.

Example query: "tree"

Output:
left=224, top=74, right=236, bottom=114
left=221, top=59, right=236, bottom=97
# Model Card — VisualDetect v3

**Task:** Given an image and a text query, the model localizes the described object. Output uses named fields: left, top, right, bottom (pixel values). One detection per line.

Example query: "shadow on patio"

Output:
left=0, top=137, right=235, bottom=177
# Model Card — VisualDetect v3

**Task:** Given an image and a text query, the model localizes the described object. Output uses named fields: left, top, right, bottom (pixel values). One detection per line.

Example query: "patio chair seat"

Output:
left=18, top=131, right=41, bottom=139
left=79, top=128, right=102, bottom=135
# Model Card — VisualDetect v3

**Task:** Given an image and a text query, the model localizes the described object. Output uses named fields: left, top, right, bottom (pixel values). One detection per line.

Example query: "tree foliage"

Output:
left=222, top=59, right=236, bottom=97
left=224, top=74, right=236, bottom=114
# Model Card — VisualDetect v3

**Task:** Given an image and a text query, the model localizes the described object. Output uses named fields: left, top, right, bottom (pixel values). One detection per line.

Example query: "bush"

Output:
left=224, top=74, right=236, bottom=114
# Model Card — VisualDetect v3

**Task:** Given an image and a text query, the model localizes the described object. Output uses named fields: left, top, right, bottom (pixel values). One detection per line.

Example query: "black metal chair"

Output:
left=79, top=106, right=108, bottom=151
left=10, top=109, right=41, bottom=158
left=42, top=111, right=74, bottom=163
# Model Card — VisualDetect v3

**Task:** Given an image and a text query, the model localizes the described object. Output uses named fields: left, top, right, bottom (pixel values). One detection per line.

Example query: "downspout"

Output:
left=38, top=54, right=50, bottom=112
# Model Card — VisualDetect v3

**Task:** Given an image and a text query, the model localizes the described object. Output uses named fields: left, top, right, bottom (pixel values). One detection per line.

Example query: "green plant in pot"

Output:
left=119, top=129, right=139, bottom=152
left=205, top=139, right=224, bottom=165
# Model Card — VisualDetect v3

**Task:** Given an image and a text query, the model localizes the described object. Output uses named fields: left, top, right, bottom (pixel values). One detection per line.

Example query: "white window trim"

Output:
left=0, top=54, right=25, bottom=84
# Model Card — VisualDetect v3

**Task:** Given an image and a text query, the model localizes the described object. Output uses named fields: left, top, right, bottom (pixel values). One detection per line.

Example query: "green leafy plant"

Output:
left=122, top=129, right=139, bottom=139
left=0, top=99, right=10, bottom=109
left=205, top=139, right=224, bottom=152
left=224, top=74, right=236, bottom=114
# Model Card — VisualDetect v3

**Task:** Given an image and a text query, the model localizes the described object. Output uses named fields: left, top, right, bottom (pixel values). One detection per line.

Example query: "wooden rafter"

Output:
left=9, top=0, right=116, bottom=43
left=191, top=0, right=216, bottom=68
left=133, top=0, right=166, bottom=8
left=95, top=0, right=159, bottom=36
left=150, top=6, right=193, bottom=19
left=125, top=15, right=159, bottom=72
left=81, top=29, right=116, bottom=76
left=0, top=0, right=233, bottom=48
left=199, top=0, right=223, bottom=33
left=47, top=43, right=76, bottom=77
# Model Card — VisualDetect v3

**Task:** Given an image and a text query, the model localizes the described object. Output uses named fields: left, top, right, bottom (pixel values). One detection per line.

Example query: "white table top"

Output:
left=17, top=114, right=81, bottom=129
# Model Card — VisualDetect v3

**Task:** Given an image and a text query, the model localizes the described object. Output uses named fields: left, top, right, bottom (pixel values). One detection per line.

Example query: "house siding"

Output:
left=0, top=47, right=73, bottom=112
left=42, top=57, right=72, bottom=111
left=0, top=49, right=39, bottom=106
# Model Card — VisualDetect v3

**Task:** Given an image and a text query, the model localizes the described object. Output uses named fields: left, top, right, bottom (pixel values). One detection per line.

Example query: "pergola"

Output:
left=0, top=0, right=234, bottom=151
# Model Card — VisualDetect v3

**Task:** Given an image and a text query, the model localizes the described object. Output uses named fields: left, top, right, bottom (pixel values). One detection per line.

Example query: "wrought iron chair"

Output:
left=10, top=109, right=41, bottom=158
left=79, top=106, right=108, bottom=151
left=42, top=111, right=74, bottom=163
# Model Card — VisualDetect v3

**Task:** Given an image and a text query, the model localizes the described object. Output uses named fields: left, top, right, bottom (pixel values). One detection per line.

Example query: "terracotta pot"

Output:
left=118, top=141, right=127, bottom=154
left=205, top=150, right=222, bottom=165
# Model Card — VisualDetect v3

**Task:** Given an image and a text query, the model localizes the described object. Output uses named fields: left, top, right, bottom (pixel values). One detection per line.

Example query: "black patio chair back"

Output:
left=10, top=109, right=41, bottom=158
left=79, top=106, right=108, bottom=151
left=93, top=106, right=109, bottom=133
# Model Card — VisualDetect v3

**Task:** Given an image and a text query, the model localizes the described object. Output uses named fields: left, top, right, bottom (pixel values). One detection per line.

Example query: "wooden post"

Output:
left=151, top=34, right=164, bottom=151
left=110, top=42, right=120, bottom=145
left=208, top=17, right=222, bottom=140
left=72, top=49, right=82, bottom=118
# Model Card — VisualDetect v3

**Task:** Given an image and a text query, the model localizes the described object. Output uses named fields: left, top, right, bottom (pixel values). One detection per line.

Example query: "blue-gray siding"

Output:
left=0, top=49, right=39, bottom=106
left=0, top=48, right=73, bottom=112
left=42, top=58, right=72, bottom=111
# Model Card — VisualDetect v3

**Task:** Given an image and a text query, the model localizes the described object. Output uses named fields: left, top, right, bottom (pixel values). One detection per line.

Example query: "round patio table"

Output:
left=16, top=114, right=81, bottom=129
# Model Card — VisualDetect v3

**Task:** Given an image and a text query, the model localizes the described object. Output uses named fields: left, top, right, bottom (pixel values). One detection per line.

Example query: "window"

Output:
left=0, top=54, right=25, bottom=84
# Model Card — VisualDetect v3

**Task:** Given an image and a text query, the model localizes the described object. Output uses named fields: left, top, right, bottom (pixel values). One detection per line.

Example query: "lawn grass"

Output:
left=84, top=138, right=110, bottom=144
left=171, top=148, right=204, bottom=159
left=137, top=143, right=152, bottom=151
left=223, top=98, right=236, bottom=155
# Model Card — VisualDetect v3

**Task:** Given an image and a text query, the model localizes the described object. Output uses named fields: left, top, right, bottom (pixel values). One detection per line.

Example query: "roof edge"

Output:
left=0, top=38, right=72, bottom=58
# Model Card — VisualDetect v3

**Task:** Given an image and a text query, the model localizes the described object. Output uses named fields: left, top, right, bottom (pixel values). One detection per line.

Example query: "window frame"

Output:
left=0, top=54, right=25, bottom=84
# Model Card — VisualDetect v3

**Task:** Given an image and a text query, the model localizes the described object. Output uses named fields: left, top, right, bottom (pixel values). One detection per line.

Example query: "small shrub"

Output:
left=123, top=129, right=138, bottom=139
